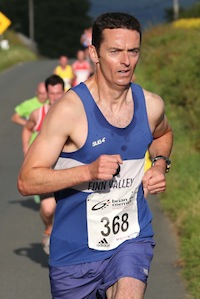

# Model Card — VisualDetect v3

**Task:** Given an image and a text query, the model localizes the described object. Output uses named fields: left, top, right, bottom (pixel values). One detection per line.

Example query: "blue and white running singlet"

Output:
left=49, top=82, right=154, bottom=267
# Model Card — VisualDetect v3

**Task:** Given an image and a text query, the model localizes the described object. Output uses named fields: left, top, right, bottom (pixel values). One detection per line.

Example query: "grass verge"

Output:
left=136, top=24, right=200, bottom=298
left=0, top=30, right=37, bottom=71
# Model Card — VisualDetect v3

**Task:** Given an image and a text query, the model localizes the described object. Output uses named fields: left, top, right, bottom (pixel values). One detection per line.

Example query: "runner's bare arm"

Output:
left=21, top=110, right=37, bottom=155
left=18, top=91, right=122, bottom=196
left=22, top=126, right=32, bottom=156
left=11, top=112, right=26, bottom=126
left=143, top=90, right=173, bottom=195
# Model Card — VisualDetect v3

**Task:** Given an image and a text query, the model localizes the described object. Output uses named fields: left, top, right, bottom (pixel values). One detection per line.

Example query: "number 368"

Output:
left=101, top=213, right=129, bottom=236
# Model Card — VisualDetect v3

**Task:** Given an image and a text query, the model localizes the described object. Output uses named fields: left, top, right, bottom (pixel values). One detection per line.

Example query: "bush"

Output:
left=173, top=18, right=200, bottom=29
left=138, top=24, right=200, bottom=150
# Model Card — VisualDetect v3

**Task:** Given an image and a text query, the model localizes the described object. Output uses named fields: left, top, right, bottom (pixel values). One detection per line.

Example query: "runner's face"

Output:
left=77, top=50, right=85, bottom=61
left=37, top=84, right=48, bottom=103
left=60, top=56, right=68, bottom=67
left=47, top=84, right=64, bottom=105
left=98, top=28, right=140, bottom=87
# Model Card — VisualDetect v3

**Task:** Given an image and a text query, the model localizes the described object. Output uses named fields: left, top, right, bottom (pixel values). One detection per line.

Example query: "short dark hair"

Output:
left=45, top=74, right=65, bottom=91
left=92, top=12, right=142, bottom=54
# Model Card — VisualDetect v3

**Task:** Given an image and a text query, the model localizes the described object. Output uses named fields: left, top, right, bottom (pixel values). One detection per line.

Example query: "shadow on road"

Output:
left=14, top=243, right=49, bottom=268
left=10, top=197, right=49, bottom=268
left=9, top=197, right=40, bottom=212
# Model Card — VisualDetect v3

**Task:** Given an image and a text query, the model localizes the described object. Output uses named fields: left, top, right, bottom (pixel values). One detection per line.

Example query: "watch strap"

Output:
left=151, top=155, right=171, bottom=173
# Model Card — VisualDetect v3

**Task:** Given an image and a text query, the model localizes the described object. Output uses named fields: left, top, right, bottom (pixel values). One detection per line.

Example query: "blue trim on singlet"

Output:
left=49, top=82, right=154, bottom=267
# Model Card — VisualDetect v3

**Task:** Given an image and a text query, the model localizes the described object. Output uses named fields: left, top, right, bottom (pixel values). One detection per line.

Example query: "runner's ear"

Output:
left=89, top=45, right=99, bottom=64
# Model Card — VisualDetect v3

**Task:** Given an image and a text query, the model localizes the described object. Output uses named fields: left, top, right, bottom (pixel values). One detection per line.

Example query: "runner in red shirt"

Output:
left=72, top=50, right=93, bottom=86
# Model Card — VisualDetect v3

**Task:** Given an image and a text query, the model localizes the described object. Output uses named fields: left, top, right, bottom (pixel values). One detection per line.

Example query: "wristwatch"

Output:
left=151, top=155, right=171, bottom=173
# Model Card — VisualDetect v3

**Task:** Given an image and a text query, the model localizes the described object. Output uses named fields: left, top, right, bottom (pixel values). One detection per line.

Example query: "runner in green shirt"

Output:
left=11, top=82, right=48, bottom=204
left=11, top=82, right=48, bottom=126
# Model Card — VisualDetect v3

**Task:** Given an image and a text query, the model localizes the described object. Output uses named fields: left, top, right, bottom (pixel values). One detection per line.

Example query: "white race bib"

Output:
left=87, top=186, right=140, bottom=251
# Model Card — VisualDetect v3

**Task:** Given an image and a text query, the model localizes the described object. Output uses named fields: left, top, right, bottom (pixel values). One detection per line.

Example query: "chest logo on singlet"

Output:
left=92, top=137, right=106, bottom=147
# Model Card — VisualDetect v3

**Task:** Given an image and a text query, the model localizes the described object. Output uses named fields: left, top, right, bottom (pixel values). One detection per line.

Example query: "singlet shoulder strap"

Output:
left=72, top=82, right=151, bottom=136
left=34, top=105, right=48, bottom=132
left=72, top=82, right=95, bottom=114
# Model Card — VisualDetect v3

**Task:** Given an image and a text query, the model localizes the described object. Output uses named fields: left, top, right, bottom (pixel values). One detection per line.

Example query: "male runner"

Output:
left=18, top=12, right=173, bottom=298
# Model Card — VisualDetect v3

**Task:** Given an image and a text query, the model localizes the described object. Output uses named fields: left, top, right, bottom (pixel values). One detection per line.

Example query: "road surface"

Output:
left=0, top=61, right=188, bottom=298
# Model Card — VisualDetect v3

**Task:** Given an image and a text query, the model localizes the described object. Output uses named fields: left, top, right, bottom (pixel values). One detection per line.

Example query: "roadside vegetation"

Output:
left=0, top=30, right=37, bottom=71
left=0, top=0, right=92, bottom=58
left=136, top=20, right=200, bottom=298
left=1, top=16, right=200, bottom=298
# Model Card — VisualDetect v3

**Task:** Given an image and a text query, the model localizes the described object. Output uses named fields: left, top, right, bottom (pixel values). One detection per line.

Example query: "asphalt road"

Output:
left=0, top=61, right=188, bottom=299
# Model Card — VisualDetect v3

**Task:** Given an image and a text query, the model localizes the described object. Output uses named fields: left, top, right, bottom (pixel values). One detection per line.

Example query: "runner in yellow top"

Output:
left=54, top=55, right=75, bottom=91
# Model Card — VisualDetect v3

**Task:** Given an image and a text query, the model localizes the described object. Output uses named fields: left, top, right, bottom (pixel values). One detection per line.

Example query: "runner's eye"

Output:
left=109, top=49, right=119, bottom=55
left=128, top=49, right=140, bottom=56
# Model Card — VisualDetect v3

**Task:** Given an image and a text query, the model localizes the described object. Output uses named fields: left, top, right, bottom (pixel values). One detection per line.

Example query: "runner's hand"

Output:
left=143, top=165, right=166, bottom=197
left=88, top=154, right=122, bottom=181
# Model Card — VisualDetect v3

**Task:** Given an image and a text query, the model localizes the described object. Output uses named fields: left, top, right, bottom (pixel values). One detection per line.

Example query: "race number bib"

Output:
left=87, top=187, right=140, bottom=251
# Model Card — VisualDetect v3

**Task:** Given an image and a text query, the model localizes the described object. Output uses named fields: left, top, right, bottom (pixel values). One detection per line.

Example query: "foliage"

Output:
left=165, top=2, right=200, bottom=22
left=138, top=24, right=200, bottom=150
left=136, top=23, right=200, bottom=298
left=179, top=1, right=200, bottom=18
left=0, top=30, right=37, bottom=71
left=173, top=17, right=200, bottom=28
left=0, top=0, right=92, bottom=58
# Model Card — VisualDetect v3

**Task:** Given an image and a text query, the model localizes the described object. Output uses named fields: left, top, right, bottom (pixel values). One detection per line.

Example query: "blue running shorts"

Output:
left=49, top=239, right=155, bottom=299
